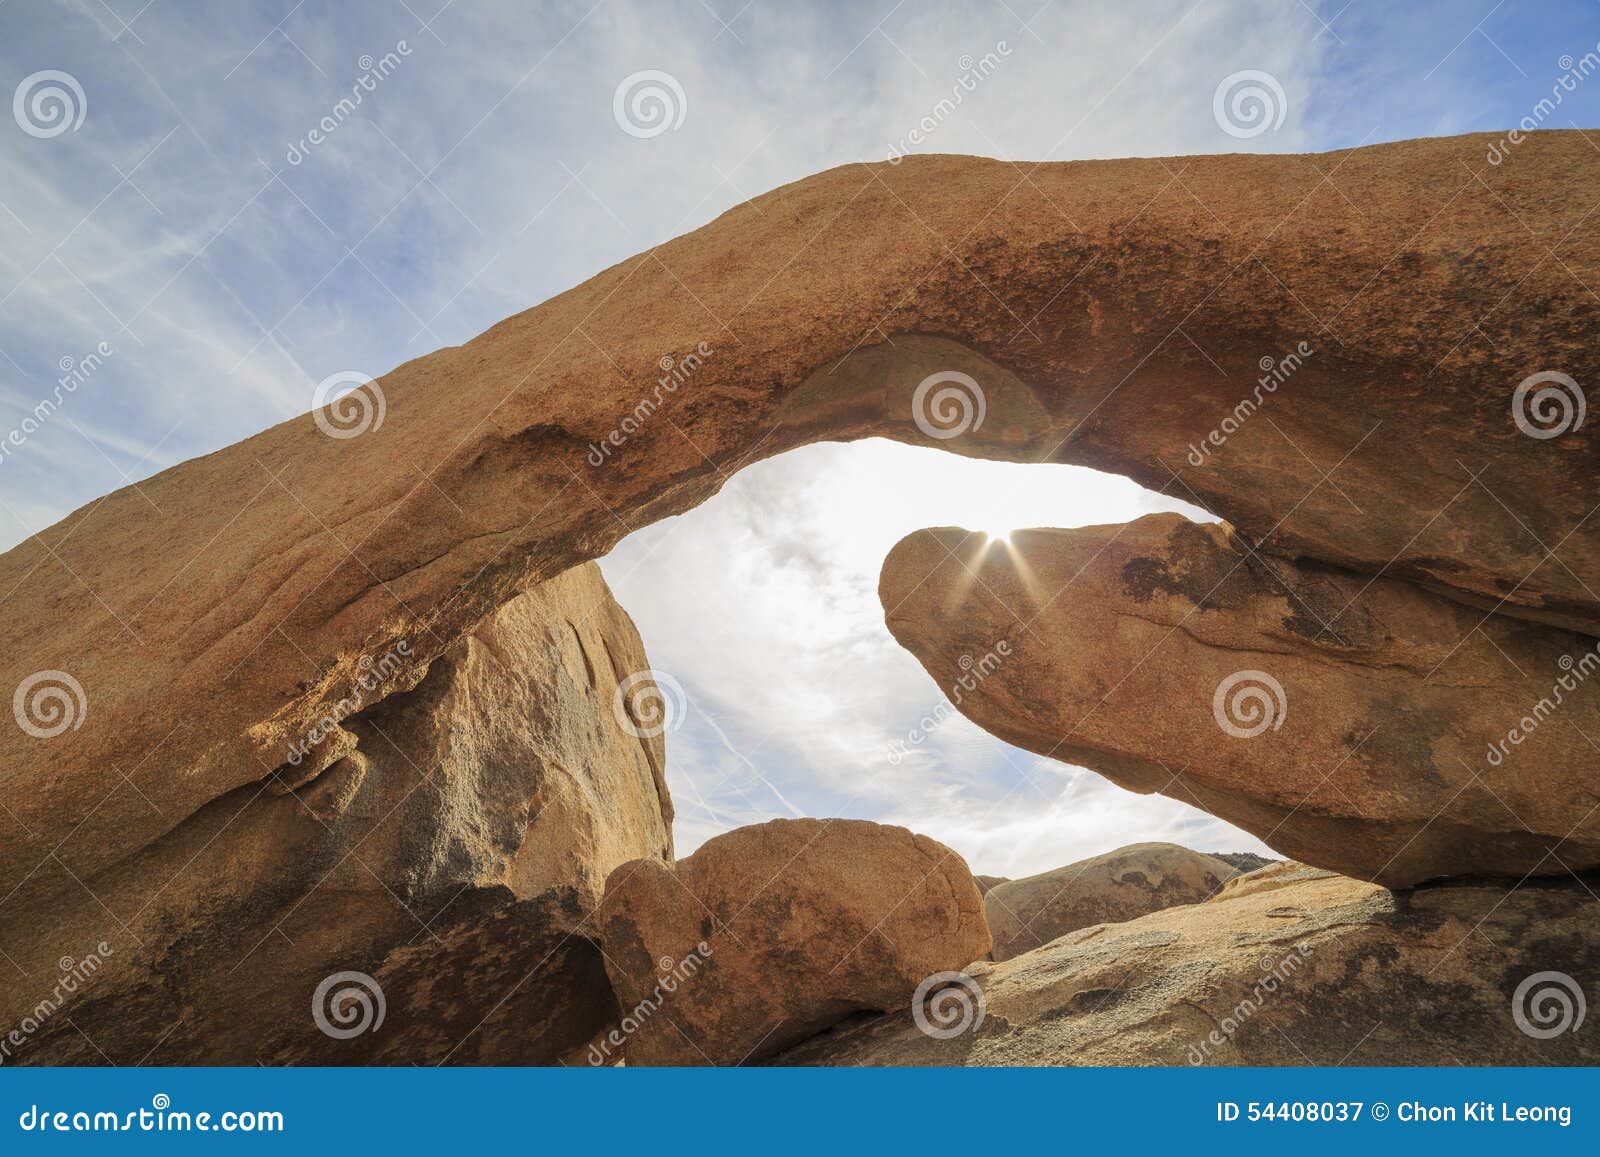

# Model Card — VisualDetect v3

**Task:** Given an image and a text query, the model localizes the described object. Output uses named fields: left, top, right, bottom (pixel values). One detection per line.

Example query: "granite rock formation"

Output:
left=595, top=818, right=990, bottom=1066
left=5, top=131, right=1597, bottom=924
left=880, top=516, right=1600, bottom=886
left=775, top=863, right=1600, bottom=1065
left=0, top=564, right=670, bottom=1064
left=985, top=843, right=1238, bottom=960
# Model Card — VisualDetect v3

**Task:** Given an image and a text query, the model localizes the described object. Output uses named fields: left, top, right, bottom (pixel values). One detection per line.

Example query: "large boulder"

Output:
left=5, top=132, right=1599, bottom=917
left=775, top=863, right=1600, bottom=1065
left=879, top=516, right=1600, bottom=886
left=0, top=563, right=670, bottom=1064
left=594, top=818, right=991, bottom=1066
left=985, top=843, right=1239, bottom=961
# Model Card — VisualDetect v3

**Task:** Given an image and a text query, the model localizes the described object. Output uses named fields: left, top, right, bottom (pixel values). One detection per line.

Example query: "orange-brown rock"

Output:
left=594, top=818, right=990, bottom=1066
left=985, top=843, right=1238, bottom=960
left=5, top=131, right=1599, bottom=920
left=879, top=516, right=1600, bottom=887
left=0, top=564, right=670, bottom=1064
left=775, top=863, right=1600, bottom=1066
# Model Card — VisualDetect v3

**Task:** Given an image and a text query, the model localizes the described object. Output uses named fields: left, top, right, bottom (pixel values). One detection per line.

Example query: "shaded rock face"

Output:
left=264, top=888, right=616, bottom=1066
left=5, top=132, right=1599, bottom=919
left=985, top=843, right=1238, bottom=961
left=880, top=516, right=1600, bottom=887
left=0, top=564, right=669, bottom=1065
left=594, top=818, right=991, bottom=1066
left=774, top=864, right=1600, bottom=1066
left=1212, top=852, right=1275, bottom=874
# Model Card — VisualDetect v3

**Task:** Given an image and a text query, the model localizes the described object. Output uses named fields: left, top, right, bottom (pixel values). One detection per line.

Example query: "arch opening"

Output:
left=596, top=437, right=1272, bottom=879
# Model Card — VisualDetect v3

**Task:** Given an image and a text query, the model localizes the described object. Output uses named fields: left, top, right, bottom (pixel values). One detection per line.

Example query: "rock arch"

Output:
left=2, top=129, right=1597, bottom=904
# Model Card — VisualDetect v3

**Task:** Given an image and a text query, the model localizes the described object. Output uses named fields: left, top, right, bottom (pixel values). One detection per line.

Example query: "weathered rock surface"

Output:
left=595, top=818, right=991, bottom=1066
left=0, top=563, right=670, bottom=1065
left=974, top=874, right=1010, bottom=895
left=774, top=864, right=1600, bottom=1065
left=264, top=887, right=616, bottom=1066
left=880, top=516, right=1600, bottom=886
left=5, top=132, right=1599, bottom=917
left=984, top=843, right=1238, bottom=961
left=1212, top=852, right=1276, bottom=874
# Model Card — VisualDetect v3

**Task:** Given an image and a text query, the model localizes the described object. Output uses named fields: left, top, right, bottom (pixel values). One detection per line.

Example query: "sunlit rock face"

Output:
left=4, top=131, right=1598, bottom=914
left=879, top=516, right=1600, bottom=887
left=594, top=818, right=990, bottom=1066
left=0, top=564, right=670, bottom=1065
left=984, top=843, right=1239, bottom=960
left=773, top=862, right=1600, bottom=1066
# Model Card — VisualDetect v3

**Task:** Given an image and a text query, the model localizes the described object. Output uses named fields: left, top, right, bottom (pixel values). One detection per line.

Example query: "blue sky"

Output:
left=4, top=0, right=1600, bottom=875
